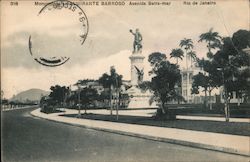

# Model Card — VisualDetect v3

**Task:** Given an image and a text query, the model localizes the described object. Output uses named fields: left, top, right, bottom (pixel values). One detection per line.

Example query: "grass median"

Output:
left=61, top=113, right=250, bottom=136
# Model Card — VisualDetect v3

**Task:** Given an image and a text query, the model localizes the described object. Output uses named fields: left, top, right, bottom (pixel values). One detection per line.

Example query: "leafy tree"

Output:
left=148, top=52, right=183, bottom=114
left=75, top=79, right=95, bottom=88
left=170, top=48, right=184, bottom=64
left=65, top=91, right=78, bottom=107
left=194, top=29, right=222, bottom=109
left=232, top=29, right=250, bottom=50
left=99, top=90, right=110, bottom=107
left=80, top=87, right=98, bottom=114
left=148, top=52, right=167, bottom=75
left=49, top=85, right=69, bottom=106
left=2, top=99, right=9, bottom=105
left=119, top=93, right=129, bottom=108
left=215, top=31, right=250, bottom=105
left=138, top=81, right=151, bottom=91
left=198, top=29, right=250, bottom=121
left=98, top=73, right=111, bottom=89
left=191, top=72, right=210, bottom=106
left=193, top=57, right=221, bottom=109
left=179, top=38, right=194, bottom=69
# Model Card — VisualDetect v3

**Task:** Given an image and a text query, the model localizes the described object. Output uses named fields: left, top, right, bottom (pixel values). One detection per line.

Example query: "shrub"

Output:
left=153, top=108, right=176, bottom=120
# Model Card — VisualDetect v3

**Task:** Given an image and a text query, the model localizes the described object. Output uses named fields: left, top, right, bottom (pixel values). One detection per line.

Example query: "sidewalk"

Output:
left=176, top=115, right=250, bottom=123
left=31, top=108, right=250, bottom=156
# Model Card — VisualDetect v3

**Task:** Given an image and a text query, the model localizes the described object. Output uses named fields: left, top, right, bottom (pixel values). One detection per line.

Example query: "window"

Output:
left=183, top=90, right=187, bottom=96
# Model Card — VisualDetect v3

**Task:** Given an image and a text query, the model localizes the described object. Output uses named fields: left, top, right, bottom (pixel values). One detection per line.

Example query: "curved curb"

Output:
left=30, top=108, right=250, bottom=157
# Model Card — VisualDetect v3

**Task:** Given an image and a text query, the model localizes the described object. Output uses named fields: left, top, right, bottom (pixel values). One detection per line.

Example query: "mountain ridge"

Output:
left=11, top=88, right=49, bottom=102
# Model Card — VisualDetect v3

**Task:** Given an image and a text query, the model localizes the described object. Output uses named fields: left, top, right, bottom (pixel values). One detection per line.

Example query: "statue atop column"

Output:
left=129, top=28, right=143, bottom=53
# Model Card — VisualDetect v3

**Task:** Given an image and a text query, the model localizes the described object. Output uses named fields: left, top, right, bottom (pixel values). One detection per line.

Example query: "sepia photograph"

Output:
left=1, top=0, right=250, bottom=161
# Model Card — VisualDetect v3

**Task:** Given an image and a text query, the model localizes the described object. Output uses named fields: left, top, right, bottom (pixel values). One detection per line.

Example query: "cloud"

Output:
left=1, top=50, right=134, bottom=98
left=1, top=46, right=197, bottom=99
left=1, top=0, right=249, bottom=98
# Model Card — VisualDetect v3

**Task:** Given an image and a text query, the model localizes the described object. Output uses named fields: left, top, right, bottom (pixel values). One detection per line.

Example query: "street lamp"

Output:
left=115, top=85, right=119, bottom=121
left=217, top=68, right=229, bottom=122
left=76, top=85, right=81, bottom=118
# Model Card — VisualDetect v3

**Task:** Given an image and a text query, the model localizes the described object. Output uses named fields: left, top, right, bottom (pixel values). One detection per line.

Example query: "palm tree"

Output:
left=170, top=48, right=184, bottom=64
left=179, top=38, right=194, bottom=69
left=198, top=28, right=222, bottom=109
left=199, top=28, right=222, bottom=58
left=187, top=50, right=197, bottom=67
left=98, top=66, right=122, bottom=117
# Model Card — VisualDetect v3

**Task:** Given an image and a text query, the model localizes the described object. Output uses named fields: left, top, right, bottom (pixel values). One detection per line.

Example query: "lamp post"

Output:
left=76, top=85, right=81, bottom=118
left=217, top=68, right=229, bottom=122
left=115, top=85, right=119, bottom=121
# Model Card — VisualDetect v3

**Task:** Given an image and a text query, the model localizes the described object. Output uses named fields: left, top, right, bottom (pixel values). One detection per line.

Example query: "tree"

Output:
left=148, top=52, right=183, bottom=116
left=170, top=48, right=184, bottom=64
left=98, top=73, right=111, bottom=89
left=98, top=66, right=123, bottom=117
left=138, top=81, right=151, bottom=91
left=65, top=91, right=78, bottom=107
left=110, top=66, right=122, bottom=119
left=1, top=90, right=9, bottom=110
left=148, top=52, right=167, bottom=75
left=179, top=38, right=194, bottom=69
left=99, top=90, right=110, bottom=107
left=232, top=29, right=250, bottom=50
left=198, top=28, right=222, bottom=58
left=196, top=29, right=222, bottom=109
left=187, top=50, right=197, bottom=66
left=215, top=31, right=250, bottom=105
left=110, top=66, right=123, bottom=89
left=201, top=29, right=250, bottom=121
left=80, top=87, right=98, bottom=114
left=75, top=79, right=95, bottom=87
left=191, top=72, right=209, bottom=106
left=193, top=57, right=221, bottom=109
left=49, top=85, right=69, bottom=107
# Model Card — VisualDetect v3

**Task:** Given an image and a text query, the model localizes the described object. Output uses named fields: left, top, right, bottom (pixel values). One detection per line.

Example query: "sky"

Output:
left=1, top=0, right=249, bottom=98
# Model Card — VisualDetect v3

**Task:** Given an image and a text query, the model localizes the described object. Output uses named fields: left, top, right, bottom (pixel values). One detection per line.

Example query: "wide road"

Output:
left=2, top=108, right=249, bottom=162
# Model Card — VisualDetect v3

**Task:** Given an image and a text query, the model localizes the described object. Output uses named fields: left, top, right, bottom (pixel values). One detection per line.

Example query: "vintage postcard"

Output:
left=1, top=0, right=250, bottom=161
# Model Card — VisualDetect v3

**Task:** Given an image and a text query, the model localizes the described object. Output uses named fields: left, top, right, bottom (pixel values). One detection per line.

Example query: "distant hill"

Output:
left=11, top=88, right=49, bottom=102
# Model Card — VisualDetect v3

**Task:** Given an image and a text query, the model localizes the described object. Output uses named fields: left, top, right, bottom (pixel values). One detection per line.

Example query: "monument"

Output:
left=127, top=29, right=157, bottom=108
left=129, top=29, right=145, bottom=86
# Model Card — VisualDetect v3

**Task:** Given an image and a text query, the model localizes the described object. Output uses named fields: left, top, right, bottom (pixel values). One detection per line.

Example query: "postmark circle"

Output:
left=29, top=0, right=89, bottom=67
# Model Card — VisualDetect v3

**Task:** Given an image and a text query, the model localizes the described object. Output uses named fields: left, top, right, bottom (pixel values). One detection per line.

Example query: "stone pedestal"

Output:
left=127, top=86, right=157, bottom=108
left=129, top=52, right=145, bottom=86
left=127, top=51, right=157, bottom=109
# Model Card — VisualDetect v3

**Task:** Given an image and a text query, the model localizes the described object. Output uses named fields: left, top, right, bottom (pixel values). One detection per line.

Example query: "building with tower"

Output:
left=180, top=54, right=204, bottom=104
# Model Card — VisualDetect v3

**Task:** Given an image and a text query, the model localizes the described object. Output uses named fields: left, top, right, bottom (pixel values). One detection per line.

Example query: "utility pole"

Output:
left=217, top=68, right=229, bottom=122
left=110, top=85, right=113, bottom=115
left=115, top=89, right=119, bottom=121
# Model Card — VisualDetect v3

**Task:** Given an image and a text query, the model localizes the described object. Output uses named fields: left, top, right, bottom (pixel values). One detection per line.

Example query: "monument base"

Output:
left=126, top=86, right=158, bottom=109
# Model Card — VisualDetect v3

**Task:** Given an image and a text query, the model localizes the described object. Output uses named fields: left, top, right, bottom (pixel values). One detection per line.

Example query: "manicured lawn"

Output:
left=62, top=113, right=250, bottom=136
